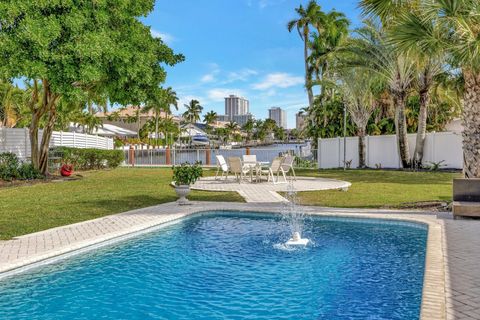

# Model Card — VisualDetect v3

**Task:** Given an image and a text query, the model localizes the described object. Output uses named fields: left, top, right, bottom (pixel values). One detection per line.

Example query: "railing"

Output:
left=123, top=147, right=318, bottom=169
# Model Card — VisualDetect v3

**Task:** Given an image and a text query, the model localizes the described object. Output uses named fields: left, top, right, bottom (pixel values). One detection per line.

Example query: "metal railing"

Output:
left=123, top=147, right=318, bottom=169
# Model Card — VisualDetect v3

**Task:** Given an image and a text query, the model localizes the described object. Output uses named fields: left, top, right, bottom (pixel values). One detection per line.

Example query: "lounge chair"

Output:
left=281, top=154, right=297, bottom=181
left=259, top=157, right=287, bottom=184
left=228, top=157, right=250, bottom=183
left=215, top=155, right=229, bottom=180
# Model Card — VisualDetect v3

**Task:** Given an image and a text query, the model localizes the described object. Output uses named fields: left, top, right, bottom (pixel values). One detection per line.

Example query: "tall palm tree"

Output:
left=382, top=0, right=480, bottom=177
left=308, top=10, right=350, bottom=99
left=242, top=119, right=255, bottom=142
left=287, top=0, right=321, bottom=108
left=347, top=20, right=415, bottom=168
left=143, top=87, right=178, bottom=142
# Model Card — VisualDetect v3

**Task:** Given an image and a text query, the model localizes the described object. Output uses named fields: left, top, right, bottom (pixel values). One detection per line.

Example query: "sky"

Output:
left=143, top=0, right=362, bottom=128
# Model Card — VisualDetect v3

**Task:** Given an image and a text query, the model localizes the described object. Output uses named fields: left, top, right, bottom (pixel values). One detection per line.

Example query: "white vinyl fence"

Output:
left=318, top=132, right=463, bottom=169
left=0, top=128, right=114, bottom=160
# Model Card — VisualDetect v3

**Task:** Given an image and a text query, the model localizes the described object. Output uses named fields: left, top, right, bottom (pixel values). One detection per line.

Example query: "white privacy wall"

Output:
left=318, top=132, right=463, bottom=169
left=0, top=128, right=114, bottom=160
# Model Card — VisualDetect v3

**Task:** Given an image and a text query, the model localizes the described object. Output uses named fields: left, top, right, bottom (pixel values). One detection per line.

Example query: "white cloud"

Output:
left=201, top=74, right=216, bottom=83
left=252, top=73, right=304, bottom=90
left=224, top=69, right=258, bottom=83
left=151, top=29, right=175, bottom=45
left=207, top=88, right=246, bottom=102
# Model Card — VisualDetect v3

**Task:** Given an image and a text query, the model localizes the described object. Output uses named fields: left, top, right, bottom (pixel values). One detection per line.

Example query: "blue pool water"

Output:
left=0, top=212, right=427, bottom=319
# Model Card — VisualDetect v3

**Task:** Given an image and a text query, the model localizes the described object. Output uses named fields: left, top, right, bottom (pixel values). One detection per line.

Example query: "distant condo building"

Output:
left=296, top=112, right=307, bottom=131
left=232, top=114, right=253, bottom=126
left=268, top=107, right=287, bottom=129
left=225, top=95, right=249, bottom=119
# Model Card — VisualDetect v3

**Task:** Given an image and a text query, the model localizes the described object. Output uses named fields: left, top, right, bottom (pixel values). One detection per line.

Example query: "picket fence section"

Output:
left=317, top=132, right=463, bottom=169
left=0, top=128, right=114, bottom=160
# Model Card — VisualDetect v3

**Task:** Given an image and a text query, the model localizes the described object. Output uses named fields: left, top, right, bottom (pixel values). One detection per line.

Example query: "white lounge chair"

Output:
left=281, top=154, right=297, bottom=181
left=242, top=154, right=257, bottom=168
left=215, top=155, right=229, bottom=180
left=228, top=157, right=250, bottom=183
left=259, top=157, right=287, bottom=184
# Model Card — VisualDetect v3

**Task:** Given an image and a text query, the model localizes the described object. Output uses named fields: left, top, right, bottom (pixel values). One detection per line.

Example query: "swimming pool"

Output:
left=0, top=212, right=427, bottom=319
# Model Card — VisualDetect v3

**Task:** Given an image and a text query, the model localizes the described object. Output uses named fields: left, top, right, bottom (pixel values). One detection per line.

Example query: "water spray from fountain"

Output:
left=283, top=181, right=309, bottom=246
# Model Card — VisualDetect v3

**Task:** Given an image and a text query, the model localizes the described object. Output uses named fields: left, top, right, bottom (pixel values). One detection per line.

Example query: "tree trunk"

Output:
left=393, top=91, right=411, bottom=168
left=462, top=71, right=480, bottom=178
left=358, top=127, right=367, bottom=168
left=38, top=107, right=57, bottom=174
left=155, top=111, right=159, bottom=146
left=413, top=87, right=429, bottom=168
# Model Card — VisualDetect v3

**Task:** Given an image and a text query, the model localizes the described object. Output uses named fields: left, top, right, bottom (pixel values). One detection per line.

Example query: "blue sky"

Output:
left=144, top=1, right=362, bottom=128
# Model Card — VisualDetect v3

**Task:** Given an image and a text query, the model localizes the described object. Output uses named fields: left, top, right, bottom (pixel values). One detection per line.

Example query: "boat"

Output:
left=191, top=134, right=210, bottom=146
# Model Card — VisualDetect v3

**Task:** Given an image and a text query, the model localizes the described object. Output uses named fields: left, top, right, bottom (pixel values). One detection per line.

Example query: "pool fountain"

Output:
left=283, top=181, right=309, bottom=246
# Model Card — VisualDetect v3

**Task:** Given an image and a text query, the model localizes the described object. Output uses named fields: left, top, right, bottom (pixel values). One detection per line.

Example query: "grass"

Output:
left=0, top=168, right=243, bottom=240
left=292, top=169, right=460, bottom=208
left=0, top=167, right=460, bottom=240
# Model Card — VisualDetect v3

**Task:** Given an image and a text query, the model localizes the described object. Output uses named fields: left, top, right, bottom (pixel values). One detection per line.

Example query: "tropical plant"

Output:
left=242, top=119, right=255, bottom=142
left=172, top=162, right=203, bottom=186
left=0, top=0, right=184, bottom=174
left=287, top=0, right=322, bottom=107
left=347, top=20, right=415, bottom=168
left=203, top=110, right=217, bottom=135
left=143, top=87, right=178, bottom=141
left=374, top=0, right=480, bottom=177
left=183, top=100, right=203, bottom=125
left=0, top=81, right=26, bottom=128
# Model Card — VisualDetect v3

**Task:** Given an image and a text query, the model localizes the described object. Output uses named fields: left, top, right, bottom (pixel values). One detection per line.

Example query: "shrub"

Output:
left=172, top=162, right=203, bottom=186
left=0, top=153, right=19, bottom=181
left=17, top=163, right=43, bottom=180
left=0, top=153, right=43, bottom=181
left=52, top=147, right=124, bottom=171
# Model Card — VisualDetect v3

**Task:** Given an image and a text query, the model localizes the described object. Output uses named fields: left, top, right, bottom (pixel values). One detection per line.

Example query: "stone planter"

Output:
left=175, top=185, right=191, bottom=205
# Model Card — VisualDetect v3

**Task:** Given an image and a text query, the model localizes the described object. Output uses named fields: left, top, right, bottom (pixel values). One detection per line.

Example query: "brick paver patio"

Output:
left=0, top=202, right=479, bottom=319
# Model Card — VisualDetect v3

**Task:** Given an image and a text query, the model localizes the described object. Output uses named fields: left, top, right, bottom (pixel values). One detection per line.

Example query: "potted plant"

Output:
left=172, top=162, right=203, bottom=205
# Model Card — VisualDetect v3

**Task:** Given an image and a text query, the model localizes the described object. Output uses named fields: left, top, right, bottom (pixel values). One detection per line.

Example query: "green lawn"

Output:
left=0, top=168, right=459, bottom=240
left=0, top=168, right=243, bottom=240
left=293, top=169, right=459, bottom=208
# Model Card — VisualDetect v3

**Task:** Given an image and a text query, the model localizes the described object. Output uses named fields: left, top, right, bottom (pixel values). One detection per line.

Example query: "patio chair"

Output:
left=259, top=157, right=287, bottom=184
left=215, top=155, right=229, bottom=180
left=281, top=154, right=297, bottom=181
left=242, top=154, right=257, bottom=169
left=228, top=157, right=250, bottom=183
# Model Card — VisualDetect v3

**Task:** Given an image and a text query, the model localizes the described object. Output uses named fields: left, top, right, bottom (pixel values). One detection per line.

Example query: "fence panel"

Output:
left=0, top=128, right=114, bottom=160
left=318, top=132, right=463, bottom=169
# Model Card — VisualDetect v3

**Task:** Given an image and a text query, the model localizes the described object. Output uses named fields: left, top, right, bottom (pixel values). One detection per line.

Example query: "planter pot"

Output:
left=175, top=185, right=191, bottom=205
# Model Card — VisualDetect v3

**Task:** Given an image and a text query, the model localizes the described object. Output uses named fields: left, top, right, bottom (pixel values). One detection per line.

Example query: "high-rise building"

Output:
left=232, top=114, right=253, bottom=126
left=296, top=112, right=307, bottom=131
left=225, top=95, right=249, bottom=119
left=268, top=107, right=287, bottom=129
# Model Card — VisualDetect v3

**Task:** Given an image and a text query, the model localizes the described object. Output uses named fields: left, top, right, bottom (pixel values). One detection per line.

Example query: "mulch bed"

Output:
left=0, top=175, right=82, bottom=189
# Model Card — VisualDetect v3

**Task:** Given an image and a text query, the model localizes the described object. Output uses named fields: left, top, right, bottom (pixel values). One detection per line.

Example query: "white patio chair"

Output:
left=215, top=155, right=229, bottom=180
left=259, top=157, right=287, bottom=184
left=228, top=157, right=250, bottom=183
left=281, top=154, right=297, bottom=181
left=242, top=154, right=257, bottom=168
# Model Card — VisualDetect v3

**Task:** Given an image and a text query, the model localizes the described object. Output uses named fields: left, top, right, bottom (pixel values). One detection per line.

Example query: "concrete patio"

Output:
left=192, top=176, right=351, bottom=202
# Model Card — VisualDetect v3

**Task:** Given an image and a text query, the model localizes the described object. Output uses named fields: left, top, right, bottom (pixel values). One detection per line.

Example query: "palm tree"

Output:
left=308, top=10, right=350, bottom=99
left=183, top=99, right=203, bottom=126
left=0, top=81, right=26, bottom=128
left=338, top=68, right=378, bottom=168
left=225, top=121, right=239, bottom=142
left=143, top=87, right=178, bottom=143
left=381, top=0, right=480, bottom=176
left=203, top=110, right=217, bottom=135
left=287, top=0, right=321, bottom=108
left=242, top=119, right=255, bottom=142
left=347, top=20, right=415, bottom=168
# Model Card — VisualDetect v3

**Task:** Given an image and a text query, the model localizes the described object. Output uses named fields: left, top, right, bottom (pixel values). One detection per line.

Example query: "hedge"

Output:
left=52, top=147, right=124, bottom=171
left=0, top=152, right=43, bottom=181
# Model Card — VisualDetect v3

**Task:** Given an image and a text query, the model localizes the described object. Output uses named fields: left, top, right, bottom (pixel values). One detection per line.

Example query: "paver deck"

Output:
left=192, top=176, right=351, bottom=202
left=0, top=202, right=479, bottom=319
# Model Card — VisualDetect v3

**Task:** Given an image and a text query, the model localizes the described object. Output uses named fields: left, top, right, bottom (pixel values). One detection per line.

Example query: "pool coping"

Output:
left=0, top=202, right=445, bottom=320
